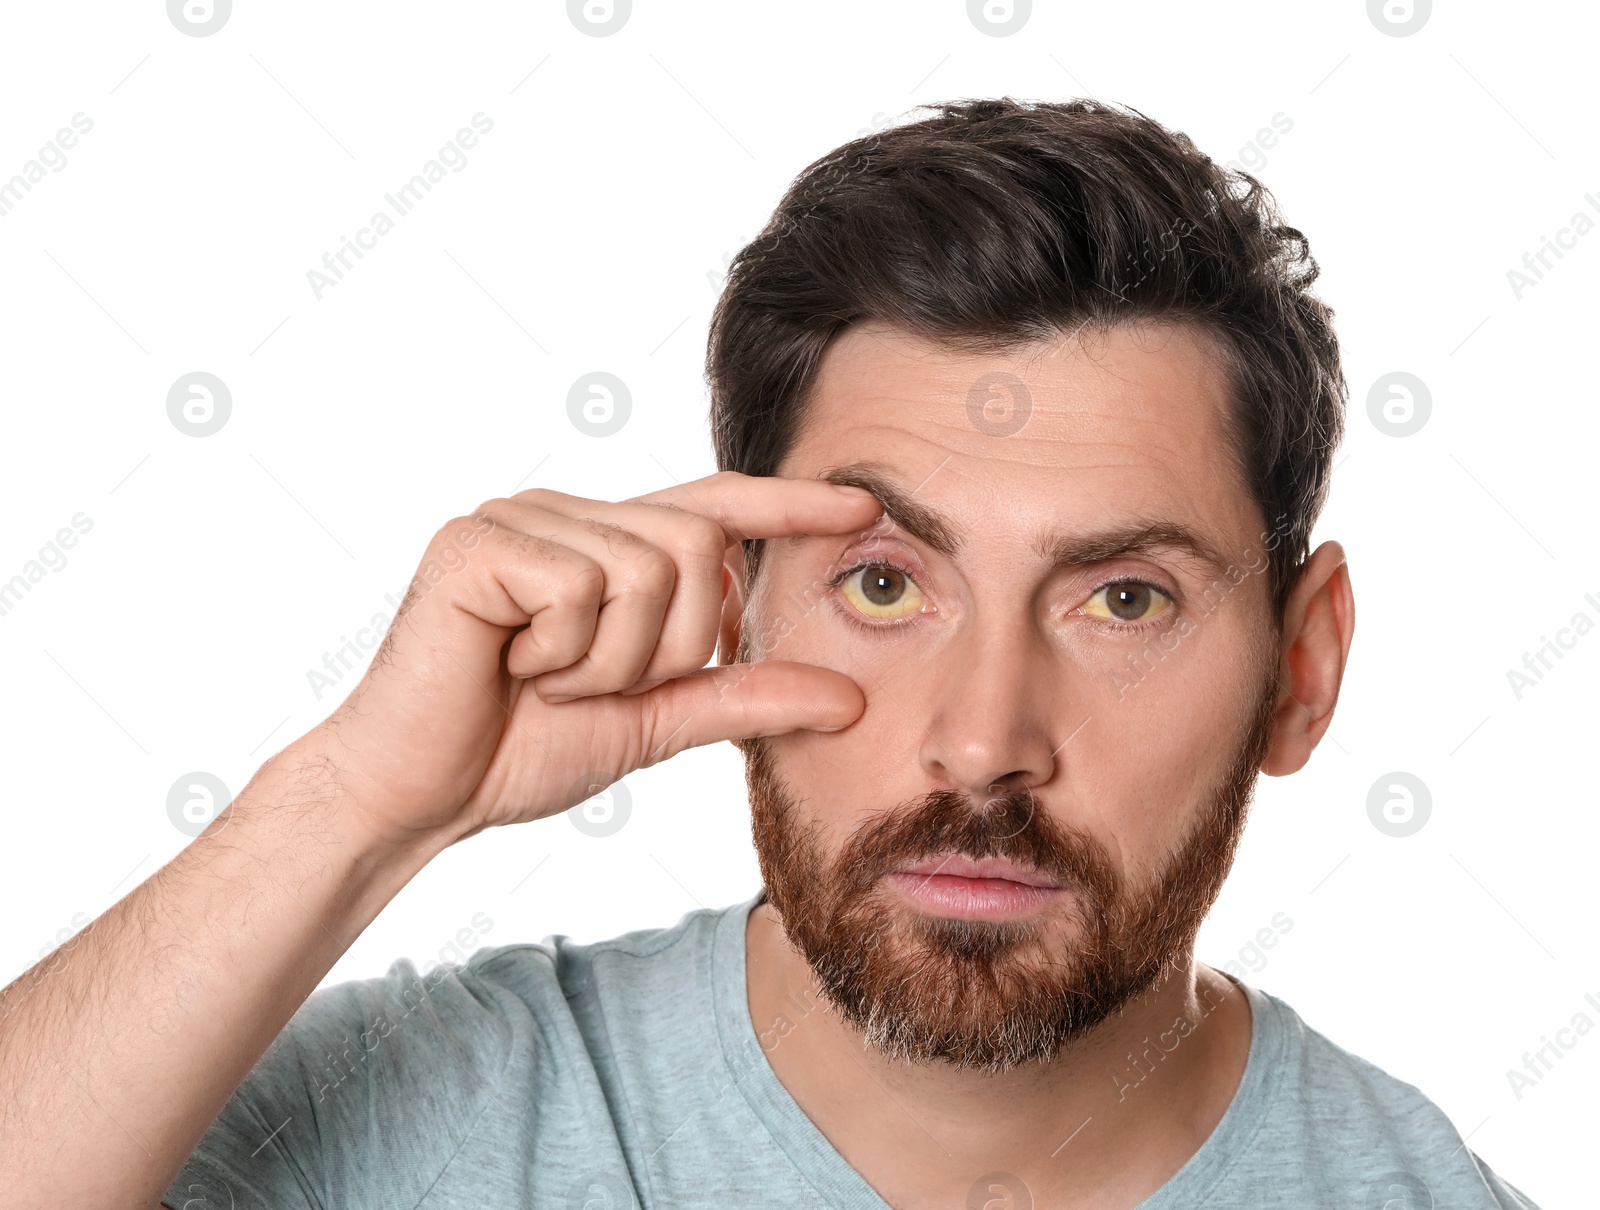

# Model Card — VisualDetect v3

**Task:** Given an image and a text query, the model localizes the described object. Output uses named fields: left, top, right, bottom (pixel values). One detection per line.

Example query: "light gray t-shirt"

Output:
left=164, top=892, right=1538, bottom=1209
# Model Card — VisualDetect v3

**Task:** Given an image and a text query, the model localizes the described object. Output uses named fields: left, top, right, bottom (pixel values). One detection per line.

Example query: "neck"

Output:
left=743, top=900, right=1253, bottom=1210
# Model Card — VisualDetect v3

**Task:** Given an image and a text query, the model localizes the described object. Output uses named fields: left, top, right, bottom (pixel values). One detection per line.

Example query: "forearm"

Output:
left=0, top=740, right=460, bottom=1208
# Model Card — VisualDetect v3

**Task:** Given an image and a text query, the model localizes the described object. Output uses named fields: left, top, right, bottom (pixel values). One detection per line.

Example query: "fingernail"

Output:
left=543, top=693, right=576, bottom=704
left=832, top=484, right=876, bottom=499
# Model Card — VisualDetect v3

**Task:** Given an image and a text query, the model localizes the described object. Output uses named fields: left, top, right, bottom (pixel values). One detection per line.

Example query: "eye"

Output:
left=836, top=562, right=928, bottom=621
left=1079, top=581, right=1172, bottom=623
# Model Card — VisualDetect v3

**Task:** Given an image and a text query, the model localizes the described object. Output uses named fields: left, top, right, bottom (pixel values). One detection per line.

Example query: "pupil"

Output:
left=1108, top=584, right=1150, bottom=620
left=862, top=566, right=905, bottom=606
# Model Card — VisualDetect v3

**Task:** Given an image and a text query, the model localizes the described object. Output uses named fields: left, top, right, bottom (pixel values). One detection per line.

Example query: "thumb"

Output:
left=636, top=662, right=865, bottom=764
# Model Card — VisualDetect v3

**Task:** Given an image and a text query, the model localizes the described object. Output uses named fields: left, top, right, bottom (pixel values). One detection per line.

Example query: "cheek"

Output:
left=1067, top=613, right=1269, bottom=857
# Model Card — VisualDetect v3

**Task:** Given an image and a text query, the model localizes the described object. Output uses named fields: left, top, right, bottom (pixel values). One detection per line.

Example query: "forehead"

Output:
left=775, top=318, right=1260, bottom=543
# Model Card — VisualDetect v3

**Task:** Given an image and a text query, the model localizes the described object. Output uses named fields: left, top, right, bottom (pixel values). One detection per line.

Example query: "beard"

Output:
left=742, top=666, right=1281, bottom=1074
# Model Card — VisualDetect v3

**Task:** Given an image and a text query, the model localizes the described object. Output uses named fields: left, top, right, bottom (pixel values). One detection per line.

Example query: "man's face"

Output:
left=732, top=319, right=1285, bottom=1072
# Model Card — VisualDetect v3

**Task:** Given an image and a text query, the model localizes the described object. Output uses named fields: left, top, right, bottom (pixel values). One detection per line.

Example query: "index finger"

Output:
left=627, top=471, right=884, bottom=543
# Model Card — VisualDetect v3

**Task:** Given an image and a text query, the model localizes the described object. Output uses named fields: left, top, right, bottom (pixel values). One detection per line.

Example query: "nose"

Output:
left=916, top=621, right=1061, bottom=801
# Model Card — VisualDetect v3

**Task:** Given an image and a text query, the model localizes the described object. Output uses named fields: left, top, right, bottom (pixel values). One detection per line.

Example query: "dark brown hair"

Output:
left=706, top=97, right=1346, bottom=614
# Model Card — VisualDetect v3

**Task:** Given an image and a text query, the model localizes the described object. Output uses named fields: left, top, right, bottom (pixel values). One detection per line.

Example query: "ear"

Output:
left=1261, top=540, right=1355, bottom=777
left=717, top=542, right=748, bottom=667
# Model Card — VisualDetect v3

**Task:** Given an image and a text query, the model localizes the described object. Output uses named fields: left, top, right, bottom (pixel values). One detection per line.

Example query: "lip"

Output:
left=885, top=855, right=1069, bottom=921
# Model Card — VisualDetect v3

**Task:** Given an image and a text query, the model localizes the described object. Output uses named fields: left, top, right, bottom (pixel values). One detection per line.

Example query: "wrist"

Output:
left=220, top=739, right=463, bottom=920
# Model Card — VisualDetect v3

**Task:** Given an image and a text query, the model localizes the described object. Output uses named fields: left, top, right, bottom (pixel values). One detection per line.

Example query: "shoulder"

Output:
left=1257, top=983, right=1449, bottom=1127
left=299, top=900, right=740, bottom=1071
left=223, top=907, right=732, bottom=1113
left=1228, top=983, right=1541, bottom=1209
left=411, top=898, right=742, bottom=1089
left=162, top=901, right=750, bottom=1210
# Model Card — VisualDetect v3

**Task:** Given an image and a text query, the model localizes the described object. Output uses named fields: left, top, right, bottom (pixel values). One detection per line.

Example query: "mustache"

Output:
left=833, top=784, right=1121, bottom=908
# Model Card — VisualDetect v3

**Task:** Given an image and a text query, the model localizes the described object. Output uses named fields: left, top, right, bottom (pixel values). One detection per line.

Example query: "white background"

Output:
left=0, top=1, right=1594, bottom=1205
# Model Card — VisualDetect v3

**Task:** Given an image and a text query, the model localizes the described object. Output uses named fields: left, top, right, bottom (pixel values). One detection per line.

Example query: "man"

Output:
left=1, top=98, right=1538, bottom=1208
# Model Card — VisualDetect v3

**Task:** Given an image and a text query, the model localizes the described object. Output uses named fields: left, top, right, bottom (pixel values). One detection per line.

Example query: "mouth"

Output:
left=884, top=855, right=1070, bottom=921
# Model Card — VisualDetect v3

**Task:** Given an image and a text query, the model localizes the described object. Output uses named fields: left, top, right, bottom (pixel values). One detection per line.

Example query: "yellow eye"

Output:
left=838, top=563, right=927, bottom=620
left=1080, top=582, right=1172, bottom=622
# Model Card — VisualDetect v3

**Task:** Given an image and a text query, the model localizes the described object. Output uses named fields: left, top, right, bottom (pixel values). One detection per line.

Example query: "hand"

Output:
left=280, top=471, right=884, bottom=847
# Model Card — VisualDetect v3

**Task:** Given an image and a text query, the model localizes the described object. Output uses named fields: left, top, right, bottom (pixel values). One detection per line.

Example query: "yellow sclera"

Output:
left=839, top=564, right=927, bottom=620
left=1079, top=582, right=1172, bottom=622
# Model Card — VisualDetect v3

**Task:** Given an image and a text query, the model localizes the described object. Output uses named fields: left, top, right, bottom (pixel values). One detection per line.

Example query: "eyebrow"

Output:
left=818, top=460, right=1236, bottom=579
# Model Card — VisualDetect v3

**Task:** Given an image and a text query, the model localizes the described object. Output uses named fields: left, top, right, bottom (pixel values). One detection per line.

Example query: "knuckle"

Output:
left=438, top=511, right=489, bottom=544
left=509, top=486, right=564, bottom=509
left=551, top=559, right=606, bottom=606
left=677, top=513, right=727, bottom=563
left=530, top=626, right=588, bottom=667
left=448, top=505, right=504, bottom=545
left=623, top=546, right=677, bottom=597
left=418, top=515, right=494, bottom=581
left=470, top=496, right=513, bottom=519
left=585, top=517, right=645, bottom=559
